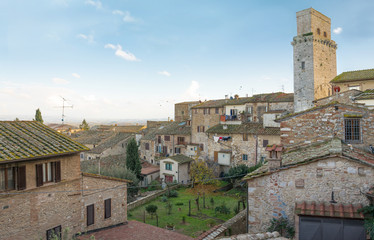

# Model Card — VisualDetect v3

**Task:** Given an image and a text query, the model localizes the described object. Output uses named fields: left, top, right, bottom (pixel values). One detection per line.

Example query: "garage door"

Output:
left=299, top=216, right=365, bottom=240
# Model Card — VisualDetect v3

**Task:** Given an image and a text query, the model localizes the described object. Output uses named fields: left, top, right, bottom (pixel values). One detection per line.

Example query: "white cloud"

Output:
left=77, top=33, right=95, bottom=44
left=52, top=77, right=69, bottom=85
left=72, top=73, right=81, bottom=79
left=183, top=81, right=200, bottom=100
left=333, top=27, right=343, bottom=34
left=104, top=44, right=139, bottom=62
left=158, top=71, right=171, bottom=77
left=85, top=0, right=102, bottom=9
left=123, top=11, right=136, bottom=23
left=112, top=10, right=124, bottom=15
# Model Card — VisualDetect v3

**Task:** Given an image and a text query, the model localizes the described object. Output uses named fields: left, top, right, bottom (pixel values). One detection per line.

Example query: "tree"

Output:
left=79, top=119, right=90, bottom=130
left=34, top=108, right=43, bottom=123
left=190, top=157, right=218, bottom=187
left=126, top=138, right=142, bottom=179
left=145, top=205, right=158, bottom=219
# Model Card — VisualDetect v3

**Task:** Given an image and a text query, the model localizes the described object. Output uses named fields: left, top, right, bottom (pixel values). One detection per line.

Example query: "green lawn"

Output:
left=128, top=186, right=242, bottom=238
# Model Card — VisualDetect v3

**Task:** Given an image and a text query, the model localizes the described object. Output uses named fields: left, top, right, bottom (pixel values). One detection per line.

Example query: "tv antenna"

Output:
left=56, top=96, right=73, bottom=125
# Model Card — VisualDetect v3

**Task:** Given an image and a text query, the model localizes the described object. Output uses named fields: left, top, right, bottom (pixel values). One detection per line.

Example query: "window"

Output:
left=104, top=199, right=111, bottom=219
left=175, top=148, right=181, bottom=154
left=242, top=154, right=248, bottom=161
left=263, top=140, right=269, bottom=147
left=348, top=85, right=360, bottom=91
left=177, top=137, right=185, bottom=145
left=243, top=134, right=248, bottom=141
left=203, top=108, right=210, bottom=115
left=301, top=61, right=305, bottom=70
left=181, top=111, right=185, bottom=115
left=324, top=31, right=327, bottom=37
left=215, top=108, right=219, bottom=114
left=80, top=153, right=84, bottom=160
left=164, top=136, right=170, bottom=141
left=157, top=136, right=161, bottom=144
left=317, top=28, right=320, bottom=35
left=199, top=144, right=204, bottom=151
left=87, top=204, right=95, bottom=226
left=197, top=126, right=205, bottom=133
left=46, top=225, right=61, bottom=240
left=344, top=118, right=361, bottom=143
left=145, top=143, right=149, bottom=150
left=36, top=161, right=61, bottom=187
left=165, top=163, right=172, bottom=170
left=0, top=166, right=26, bottom=191
left=0, top=167, right=15, bottom=191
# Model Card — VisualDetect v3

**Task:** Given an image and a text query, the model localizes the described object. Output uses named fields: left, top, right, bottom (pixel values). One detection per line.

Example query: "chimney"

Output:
left=268, top=158, right=281, bottom=171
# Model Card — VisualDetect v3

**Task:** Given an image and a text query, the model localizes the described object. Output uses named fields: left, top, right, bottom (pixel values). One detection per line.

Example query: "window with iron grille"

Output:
left=344, top=118, right=361, bottom=143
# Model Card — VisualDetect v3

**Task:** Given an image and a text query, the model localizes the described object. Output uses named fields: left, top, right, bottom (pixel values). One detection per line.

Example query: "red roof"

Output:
left=79, top=220, right=193, bottom=240
left=295, top=202, right=364, bottom=219
left=265, top=144, right=283, bottom=152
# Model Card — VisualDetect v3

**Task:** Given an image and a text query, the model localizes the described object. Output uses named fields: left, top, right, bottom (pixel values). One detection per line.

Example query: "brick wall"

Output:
left=247, top=157, right=372, bottom=233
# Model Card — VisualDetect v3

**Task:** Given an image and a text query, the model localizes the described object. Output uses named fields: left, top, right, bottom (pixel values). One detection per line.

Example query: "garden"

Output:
left=127, top=185, right=245, bottom=238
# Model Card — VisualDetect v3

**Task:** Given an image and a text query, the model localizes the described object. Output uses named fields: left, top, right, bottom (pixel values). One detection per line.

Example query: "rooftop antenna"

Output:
left=56, top=96, right=73, bottom=125
left=282, top=85, right=285, bottom=92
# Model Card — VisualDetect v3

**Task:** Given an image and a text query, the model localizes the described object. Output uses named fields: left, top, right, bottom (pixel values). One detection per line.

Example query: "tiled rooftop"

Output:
left=0, top=121, right=88, bottom=162
left=331, top=68, right=374, bottom=83
left=354, top=89, right=374, bottom=100
left=295, top=202, right=364, bottom=219
left=206, top=123, right=280, bottom=135
left=88, top=132, right=133, bottom=154
left=156, top=121, right=191, bottom=135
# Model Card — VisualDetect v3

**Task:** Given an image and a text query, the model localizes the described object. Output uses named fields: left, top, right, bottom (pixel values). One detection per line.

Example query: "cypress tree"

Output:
left=126, top=138, right=142, bottom=179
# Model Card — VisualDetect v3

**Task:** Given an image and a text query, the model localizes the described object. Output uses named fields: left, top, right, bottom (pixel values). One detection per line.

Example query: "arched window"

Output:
left=317, top=28, right=321, bottom=35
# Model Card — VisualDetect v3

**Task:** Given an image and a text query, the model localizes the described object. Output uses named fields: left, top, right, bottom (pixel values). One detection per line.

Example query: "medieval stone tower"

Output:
left=292, top=8, right=337, bottom=112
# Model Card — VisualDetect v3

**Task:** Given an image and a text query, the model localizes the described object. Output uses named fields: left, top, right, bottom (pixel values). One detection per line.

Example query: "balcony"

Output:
left=220, top=115, right=241, bottom=125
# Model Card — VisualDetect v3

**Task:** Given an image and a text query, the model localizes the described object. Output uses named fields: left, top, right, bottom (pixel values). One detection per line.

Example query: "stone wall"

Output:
left=140, top=139, right=156, bottom=164
left=207, top=133, right=280, bottom=167
left=155, top=134, right=191, bottom=156
left=246, top=156, right=372, bottom=233
left=280, top=104, right=374, bottom=147
left=314, top=89, right=361, bottom=106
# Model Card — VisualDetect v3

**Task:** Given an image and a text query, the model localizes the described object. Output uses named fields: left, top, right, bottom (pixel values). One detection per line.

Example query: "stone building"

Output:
left=353, top=89, right=374, bottom=109
left=276, top=102, right=374, bottom=148
left=190, top=93, right=293, bottom=159
left=205, top=123, right=280, bottom=173
left=159, top=155, right=193, bottom=183
left=0, top=121, right=129, bottom=240
left=292, top=8, right=337, bottom=112
left=174, top=101, right=200, bottom=122
left=245, top=138, right=372, bottom=239
left=154, top=121, right=191, bottom=158
left=313, top=89, right=361, bottom=107
left=84, top=132, right=133, bottom=160
left=330, top=68, right=374, bottom=92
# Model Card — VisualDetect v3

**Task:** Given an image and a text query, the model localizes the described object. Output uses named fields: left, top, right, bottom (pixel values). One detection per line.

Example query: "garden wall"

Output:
left=127, top=185, right=179, bottom=211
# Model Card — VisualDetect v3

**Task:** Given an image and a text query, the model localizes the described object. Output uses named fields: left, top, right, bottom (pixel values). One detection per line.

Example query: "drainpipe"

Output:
left=172, top=135, right=175, bottom=156
left=255, top=135, right=258, bottom=164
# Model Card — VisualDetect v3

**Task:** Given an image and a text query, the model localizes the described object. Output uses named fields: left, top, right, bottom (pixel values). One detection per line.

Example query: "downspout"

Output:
left=177, top=163, right=180, bottom=183
left=172, top=135, right=175, bottom=155
left=255, top=135, right=258, bottom=164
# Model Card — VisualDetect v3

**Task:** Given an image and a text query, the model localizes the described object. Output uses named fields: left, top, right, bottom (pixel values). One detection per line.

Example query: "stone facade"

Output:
left=246, top=155, right=372, bottom=234
left=278, top=103, right=374, bottom=147
left=206, top=133, right=280, bottom=171
left=0, top=153, right=128, bottom=240
left=140, top=139, right=156, bottom=164
left=174, top=101, right=200, bottom=122
left=292, top=8, right=337, bottom=112
left=155, top=134, right=191, bottom=157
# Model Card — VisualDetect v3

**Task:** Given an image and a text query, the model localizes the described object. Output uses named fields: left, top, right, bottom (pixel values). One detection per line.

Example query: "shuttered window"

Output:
left=87, top=204, right=95, bottom=226
left=17, top=166, right=26, bottom=190
left=55, top=161, right=61, bottom=182
left=104, top=199, right=111, bottom=219
left=0, top=167, right=16, bottom=191
left=36, top=164, right=43, bottom=187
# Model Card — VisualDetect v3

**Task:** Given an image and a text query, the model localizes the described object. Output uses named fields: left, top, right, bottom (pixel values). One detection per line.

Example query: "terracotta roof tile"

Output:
left=0, top=121, right=88, bottom=162
left=295, top=202, right=364, bottom=219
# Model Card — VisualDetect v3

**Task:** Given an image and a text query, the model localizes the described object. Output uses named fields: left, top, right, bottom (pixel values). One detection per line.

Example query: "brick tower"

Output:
left=292, top=8, right=337, bottom=112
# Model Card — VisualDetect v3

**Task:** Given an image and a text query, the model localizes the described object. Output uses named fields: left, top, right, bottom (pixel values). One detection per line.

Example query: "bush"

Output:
left=225, top=163, right=262, bottom=183
left=215, top=202, right=230, bottom=215
left=145, top=204, right=158, bottom=218
left=148, top=180, right=162, bottom=191
left=175, top=202, right=184, bottom=206
left=165, top=202, right=173, bottom=215
left=267, top=217, right=295, bottom=238
left=168, top=190, right=179, bottom=198
left=161, top=195, right=168, bottom=202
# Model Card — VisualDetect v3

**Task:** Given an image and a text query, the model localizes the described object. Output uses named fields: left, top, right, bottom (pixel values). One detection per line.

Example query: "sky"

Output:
left=0, top=0, right=373, bottom=123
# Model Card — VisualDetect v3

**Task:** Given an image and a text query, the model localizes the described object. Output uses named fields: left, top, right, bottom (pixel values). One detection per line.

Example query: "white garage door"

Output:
left=218, top=153, right=231, bottom=166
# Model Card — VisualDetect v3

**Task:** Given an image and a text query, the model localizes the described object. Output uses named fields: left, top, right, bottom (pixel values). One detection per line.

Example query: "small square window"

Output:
left=301, top=61, right=305, bottom=70
left=242, top=154, right=248, bottom=161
